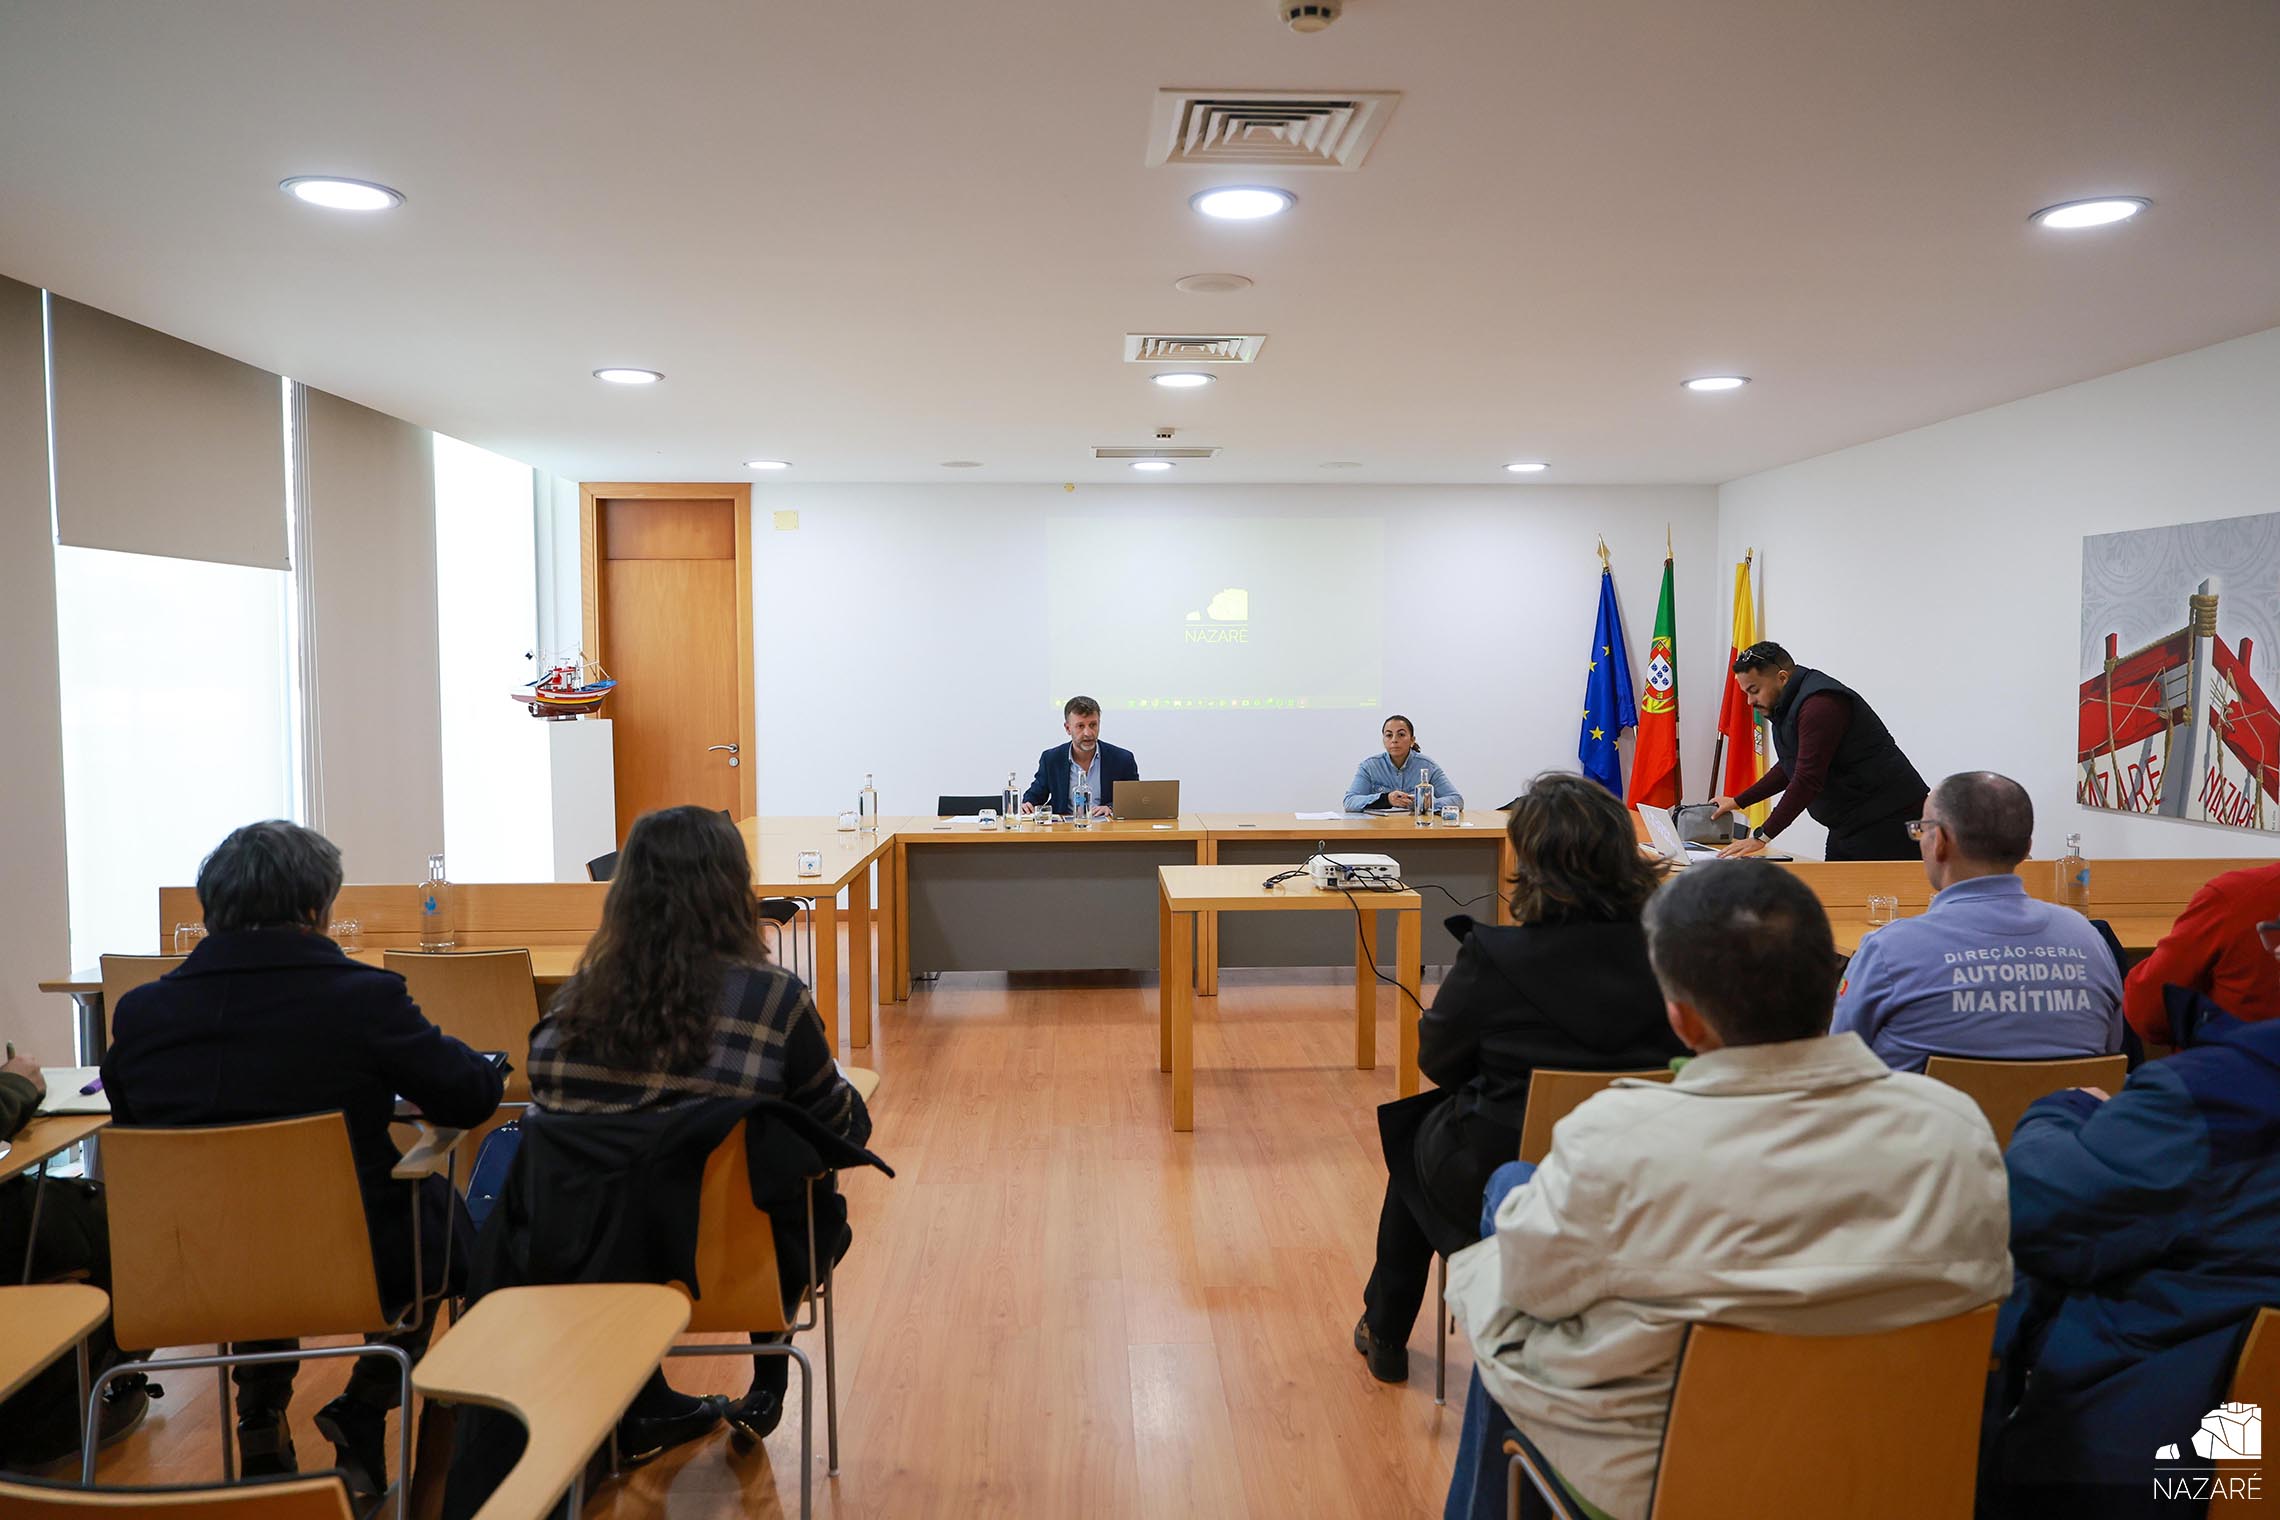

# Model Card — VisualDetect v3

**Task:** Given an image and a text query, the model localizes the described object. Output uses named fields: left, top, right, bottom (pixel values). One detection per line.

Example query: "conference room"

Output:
left=3, top=3, right=2279, bottom=1518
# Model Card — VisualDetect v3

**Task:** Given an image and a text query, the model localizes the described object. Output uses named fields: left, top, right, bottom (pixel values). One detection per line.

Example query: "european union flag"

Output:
left=1579, top=567, right=1637, bottom=794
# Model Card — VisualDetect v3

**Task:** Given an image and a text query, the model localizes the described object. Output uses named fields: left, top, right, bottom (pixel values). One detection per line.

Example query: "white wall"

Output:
left=0, top=279, right=73, bottom=1062
left=752, top=483, right=1721, bottom=816
left=1719, top=324, right=2280, bottom=861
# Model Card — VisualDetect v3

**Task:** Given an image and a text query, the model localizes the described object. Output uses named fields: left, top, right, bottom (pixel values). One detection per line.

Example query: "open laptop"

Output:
left=1640, top=803, right=1791, bottom=863
left=1112, top=780, right=1181, bottom=821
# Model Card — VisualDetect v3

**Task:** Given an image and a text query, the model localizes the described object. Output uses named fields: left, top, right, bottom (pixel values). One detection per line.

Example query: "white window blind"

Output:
left=47, top=296, right=288, bottom=569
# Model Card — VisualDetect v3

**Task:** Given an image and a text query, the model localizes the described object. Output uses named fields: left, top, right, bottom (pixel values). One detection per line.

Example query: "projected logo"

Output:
left=2154, top=1401, right=2261, bottom=1505
left=1184, top=588, right=1251, bottom=644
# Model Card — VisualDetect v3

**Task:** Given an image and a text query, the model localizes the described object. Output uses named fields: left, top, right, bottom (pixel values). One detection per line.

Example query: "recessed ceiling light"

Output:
left=2031, top=196, right=2150, bottom=230
left=279, top=176, right=405, bottom=212
left=1504, top=461, right=1549, bottom=473
left=1130, top=460, right=1176, bottom=472
left=592, top=367, right=663, bottom=385
left=1174, top=273, right=1254, bottom=294
left=1151, top=371, right=1216, bottom=389
left=1190, top=186, right=1295, bottom=221
left=1319, top=461, right=1362, bottom=470
left=744, top=459, right=791, bottom=471
left=940, top=460, right=983, bottom=469
left=1682, top=375, right=1750, bottom=393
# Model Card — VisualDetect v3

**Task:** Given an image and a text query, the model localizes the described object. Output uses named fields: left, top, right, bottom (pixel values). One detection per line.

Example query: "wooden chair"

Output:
left=1923, top=1053, right=2130, bottom=1146
left=89, top=1114, right=458, bottom=1518
left=1427, top=1067, right=1677, bottom=1405
left=0, top=1473, right=356, bottom=1518
left=98, top=954, right=185, bottom=1016
left=667, top=1120, right=832, bottom=1520
left=1507, top=1303, right=2000, bottom=1519
left=411, top=1284, right=690, bottom=1520
left=381, top=950, right=540, bottom=1105
left=2210, top=1307, right=2278, bottom=1520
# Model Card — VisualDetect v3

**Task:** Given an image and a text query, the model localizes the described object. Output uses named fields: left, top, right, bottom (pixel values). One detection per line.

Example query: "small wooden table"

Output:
left=742, top=818, right=902, bottom=1052
left=1, top=1113, right=109, bottom=1283
left=1156, top=865, right=1422, bottom=1132
left=413, top=1282, right=691, bottom=1520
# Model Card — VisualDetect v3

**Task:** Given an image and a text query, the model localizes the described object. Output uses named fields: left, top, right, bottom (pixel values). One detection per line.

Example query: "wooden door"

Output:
left=582, top=486, right=755, bottom=842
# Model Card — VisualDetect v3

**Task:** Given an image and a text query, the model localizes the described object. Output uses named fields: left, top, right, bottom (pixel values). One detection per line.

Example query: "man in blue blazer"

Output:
left=1021, top=694, right=1138, bottom=817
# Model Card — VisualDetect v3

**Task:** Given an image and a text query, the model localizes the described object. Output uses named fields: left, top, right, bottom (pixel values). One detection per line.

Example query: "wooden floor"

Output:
left=89, top=954, right=1471, bottom=1519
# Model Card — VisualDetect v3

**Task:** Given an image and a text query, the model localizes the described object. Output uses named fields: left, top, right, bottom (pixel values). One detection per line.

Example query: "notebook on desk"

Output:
left=34, top=1067, right=110, bottom=1116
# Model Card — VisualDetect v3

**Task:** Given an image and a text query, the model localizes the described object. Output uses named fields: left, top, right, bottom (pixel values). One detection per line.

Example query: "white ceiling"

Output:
left=3, top=0, right=2277, bottom=486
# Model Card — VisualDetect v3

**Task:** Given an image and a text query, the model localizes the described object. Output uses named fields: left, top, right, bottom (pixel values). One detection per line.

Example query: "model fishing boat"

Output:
left=514, top=654, right=617, bottom=719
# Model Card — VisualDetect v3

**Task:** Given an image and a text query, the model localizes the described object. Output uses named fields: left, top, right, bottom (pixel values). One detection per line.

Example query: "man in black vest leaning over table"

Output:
left=1711, top=642, right=1928, bottom=861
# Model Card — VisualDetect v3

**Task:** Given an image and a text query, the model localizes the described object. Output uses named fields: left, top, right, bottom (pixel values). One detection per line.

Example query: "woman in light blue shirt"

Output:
left=1344, top=714, right=1462, bottom=813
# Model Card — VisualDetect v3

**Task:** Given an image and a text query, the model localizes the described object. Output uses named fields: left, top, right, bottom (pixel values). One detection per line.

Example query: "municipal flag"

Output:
left=1626, top=553, right=1681, bottom=808
left=1579, top=565, right=1637, bottom=794
left=1716, top=553, right=1770, bottom=825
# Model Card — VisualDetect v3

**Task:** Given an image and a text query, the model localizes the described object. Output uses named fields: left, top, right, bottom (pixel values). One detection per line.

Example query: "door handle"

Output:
left=708, top=743, right=740, bottom=769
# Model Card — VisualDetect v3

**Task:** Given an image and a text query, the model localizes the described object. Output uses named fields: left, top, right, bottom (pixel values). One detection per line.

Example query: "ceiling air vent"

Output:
left=1123, top=333, right=1267, bottom=365
left=1093, top=445, right=1221, bottom=460
left=1145, top=89, right=1400, bottom=171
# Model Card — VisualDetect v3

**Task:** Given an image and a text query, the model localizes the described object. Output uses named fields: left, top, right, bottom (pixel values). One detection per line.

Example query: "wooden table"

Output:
left=413, top=1283, right=691, bottom=1520
left=1, top=1112, right=109, bottom=1283
left=1156, top=865, right=1422, bottom=1133
left=1832, top=914, right=2178, bottom=959
left=741, top=818, right=901, bottom=1051
left=0, top=1283, right=110, bottom=1405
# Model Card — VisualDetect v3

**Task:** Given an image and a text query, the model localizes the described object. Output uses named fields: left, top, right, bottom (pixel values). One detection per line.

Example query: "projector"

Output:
left=1310, top=852, right=1401, bottom=889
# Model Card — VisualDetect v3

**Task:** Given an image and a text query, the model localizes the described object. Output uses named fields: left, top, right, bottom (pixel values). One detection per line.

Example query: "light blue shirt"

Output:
left=1068, top=747, right=1102, bottom=811
left=1832, top=874, right=2124, bottom=1072
left=1343, top=751, right=1462, bottom=814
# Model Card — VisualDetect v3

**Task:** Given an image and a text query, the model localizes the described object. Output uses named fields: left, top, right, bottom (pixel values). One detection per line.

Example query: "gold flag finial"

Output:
left=1666, top=523, right=1673, bottom=559
left=1597, top=535, right=1611, bottom=570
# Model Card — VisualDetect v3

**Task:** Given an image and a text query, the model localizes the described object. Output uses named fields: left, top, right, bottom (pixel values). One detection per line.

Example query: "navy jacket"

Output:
left=102, top=928, right=505, bottom=1305
left=1022, top=740, right=1139, bottom=814
left=1992, top=1007, right=2280, bottom=1508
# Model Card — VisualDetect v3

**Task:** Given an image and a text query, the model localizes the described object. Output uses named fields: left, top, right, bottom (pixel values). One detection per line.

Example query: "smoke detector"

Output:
left=1276, top=0, right=1342, bottom=32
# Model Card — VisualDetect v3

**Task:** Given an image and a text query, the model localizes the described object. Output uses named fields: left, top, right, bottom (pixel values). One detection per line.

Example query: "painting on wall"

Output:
left=2079, top=511, right=2280, bottom=830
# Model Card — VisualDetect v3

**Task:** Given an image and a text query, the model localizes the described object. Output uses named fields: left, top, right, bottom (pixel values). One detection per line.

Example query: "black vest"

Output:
left=1769, top=668, right=1927, bottom=831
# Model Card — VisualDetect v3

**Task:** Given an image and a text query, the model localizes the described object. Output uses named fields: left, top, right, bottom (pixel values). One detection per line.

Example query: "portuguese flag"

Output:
left=1626, top=553, right=1682, bottom=808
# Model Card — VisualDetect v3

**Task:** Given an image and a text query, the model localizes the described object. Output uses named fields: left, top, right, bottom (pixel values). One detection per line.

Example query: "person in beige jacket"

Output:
left=1444, top=859, right=2013, bottom=1520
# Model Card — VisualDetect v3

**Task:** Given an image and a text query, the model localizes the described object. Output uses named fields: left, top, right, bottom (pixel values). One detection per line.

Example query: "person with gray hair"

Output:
left=101, top=820, right=503, bottom=1501
left=1832, top=771, right=2124, bottom=1071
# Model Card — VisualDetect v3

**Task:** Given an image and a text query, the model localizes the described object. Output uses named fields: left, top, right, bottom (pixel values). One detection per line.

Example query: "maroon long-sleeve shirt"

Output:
left=1733, top=691, right=1849, bottom=838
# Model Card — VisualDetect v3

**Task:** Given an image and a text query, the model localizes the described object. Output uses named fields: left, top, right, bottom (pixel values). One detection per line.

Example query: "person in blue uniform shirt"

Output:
left=1344, top=714, right=1463, bottom=814
left=1021, top=694, right=1137, bottom=818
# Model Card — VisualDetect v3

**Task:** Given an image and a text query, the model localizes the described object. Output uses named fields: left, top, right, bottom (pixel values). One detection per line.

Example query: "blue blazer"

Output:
left=1023, top=740, right=1138, bottom=814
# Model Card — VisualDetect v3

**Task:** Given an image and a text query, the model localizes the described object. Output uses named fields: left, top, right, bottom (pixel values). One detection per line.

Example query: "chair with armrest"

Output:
left=1505, top=1303, right=1999, bottom=1519
left=1426, top=1068, right=1672, bottom=1406
left=86, top=1113, right=461, bottom=1519
left=2209, top=1307, right=2279, bottom=1520
left=1923, top=1053, right=2130, bottom=1146
left=0, top=1472, right=359, bottom=1518
left=0, top=1282, right=111, bottom=1458
left=412, top=1284, right=690, bottom=1520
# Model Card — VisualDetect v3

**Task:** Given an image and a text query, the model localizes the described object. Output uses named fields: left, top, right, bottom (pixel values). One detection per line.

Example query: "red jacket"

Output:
left=2122, top=862, right=2280, bottom=1042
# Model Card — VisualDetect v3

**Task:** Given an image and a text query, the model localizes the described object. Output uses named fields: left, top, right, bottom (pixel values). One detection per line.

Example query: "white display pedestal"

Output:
left=547, top=717, right=618, bottom=882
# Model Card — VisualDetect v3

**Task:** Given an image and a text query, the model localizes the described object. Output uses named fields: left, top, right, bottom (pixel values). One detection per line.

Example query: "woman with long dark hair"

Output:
left=1353, top=772, right=1684, bottom=1382
left=529, top=804, right=867, bottom=1453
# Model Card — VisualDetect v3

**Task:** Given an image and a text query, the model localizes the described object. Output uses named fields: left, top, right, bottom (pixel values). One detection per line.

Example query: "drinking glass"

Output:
left=1865, top=895, right=1899, bottom=927
left=330, top=918, right=363, bottom=952
left=172, top=923, right=205, bottom=953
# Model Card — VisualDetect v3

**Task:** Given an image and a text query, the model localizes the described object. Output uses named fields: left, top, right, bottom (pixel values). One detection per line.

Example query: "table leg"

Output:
left=1496, top=836, right=1519, bottom=927
left=1396, top=907, right=1423, bottom=1097
left=813, top=894, right=841, bottom=1056
left=848, top=866, right=873, bottom=1050
left=71, top=992, right=106, bottom=1066
left=1196, top=838, right=1219, bottom=997
left=1158, top=891, right=1174, bottom=1074
left=879, top=846, right=902, bottom=1002
left=1170, top=909, right=1194, bottom=1132
left=891, top=841, right=912, bottom=1003
left=1354, top=913, right=1376, bottom=1071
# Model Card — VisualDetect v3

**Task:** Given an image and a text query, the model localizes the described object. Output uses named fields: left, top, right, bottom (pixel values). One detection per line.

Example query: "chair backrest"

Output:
left=1518, top=1067, right=1675, bottom=1165
left=586, top=851, right=618, bottom=883
left=0, top=1474, right=356, bottom=1518
left=937, top=794, right=1001, bottom=816
left=101, top=1114, right=389, bottom=1349
left=1922, top=1054, right=2130, bottom=1146
left=1647, top=1304, right=1999, bottom=1519
left=677, top=1120, right=790, bottom=1336
left=99, top=954, right=185, bottom=1013
left=2210, top=1307, right=2280, bottom=1520
left=382, top=949, right=542, bottom=1104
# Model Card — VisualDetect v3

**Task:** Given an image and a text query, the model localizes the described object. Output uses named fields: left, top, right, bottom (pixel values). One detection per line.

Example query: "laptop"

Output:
left=1640, top=803, right=1790, bottom=863
left=1112, top=780, right=1181, bottom=821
